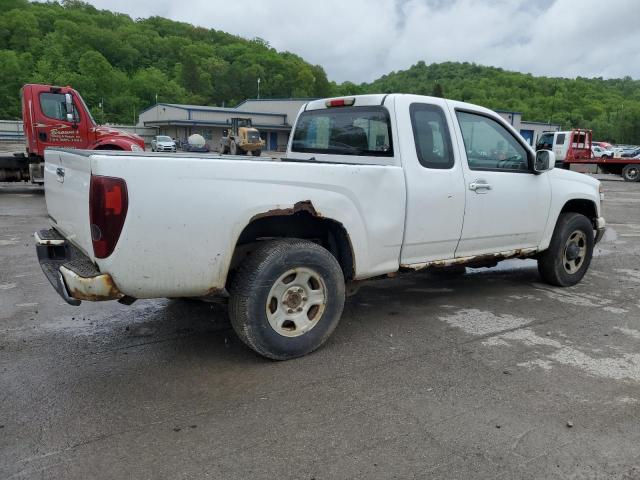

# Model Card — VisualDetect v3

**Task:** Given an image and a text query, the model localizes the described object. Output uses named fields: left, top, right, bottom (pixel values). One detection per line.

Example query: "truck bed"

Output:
left=44, top=149, right=406, bottom=298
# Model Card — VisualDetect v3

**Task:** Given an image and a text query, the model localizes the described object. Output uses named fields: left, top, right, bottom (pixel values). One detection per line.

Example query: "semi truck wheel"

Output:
left=537, top=213, right=594, bottom=287
left=229, top=239, right=345, bottom=360
left=622, top=164, right=640, bottom=182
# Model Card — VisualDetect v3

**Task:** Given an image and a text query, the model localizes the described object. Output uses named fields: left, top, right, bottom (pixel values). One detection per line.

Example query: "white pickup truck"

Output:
left=36, top=94, right=606, bottom=360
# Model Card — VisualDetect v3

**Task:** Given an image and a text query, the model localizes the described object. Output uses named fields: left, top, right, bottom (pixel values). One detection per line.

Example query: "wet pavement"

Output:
left=1, top=176, right=639, bottom=479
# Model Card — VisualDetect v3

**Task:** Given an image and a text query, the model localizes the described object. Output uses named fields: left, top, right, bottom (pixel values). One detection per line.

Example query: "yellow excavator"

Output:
left=220, top=118, right=265, bottom=156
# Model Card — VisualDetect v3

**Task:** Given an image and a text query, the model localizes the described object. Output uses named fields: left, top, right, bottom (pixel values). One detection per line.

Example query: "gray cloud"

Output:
left=87, top=0, right=640, bottom=83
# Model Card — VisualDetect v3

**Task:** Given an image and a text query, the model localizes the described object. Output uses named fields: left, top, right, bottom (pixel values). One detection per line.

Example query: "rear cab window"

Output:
left=291, top=106, right=393, bottom=157
left=409, top=103, right=454, bottom=169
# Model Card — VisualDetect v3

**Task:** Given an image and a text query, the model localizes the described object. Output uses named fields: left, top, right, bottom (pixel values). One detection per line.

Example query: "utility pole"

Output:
left=257, top=77, right=261, bottom=99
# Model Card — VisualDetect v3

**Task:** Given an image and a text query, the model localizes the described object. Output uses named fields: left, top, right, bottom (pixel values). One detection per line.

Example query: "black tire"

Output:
left=229, top=239, right=345, bottom=360
left=537, top=213, right=594, bottom=287
left=251, top=149, right=261, bottom=157
left=622, top=164, right=640, bottom=182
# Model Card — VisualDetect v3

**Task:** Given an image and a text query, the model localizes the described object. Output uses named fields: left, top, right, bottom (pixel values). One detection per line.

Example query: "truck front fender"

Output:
left=90, top=138, right=143, bottom=152
left=539, top=171, right=602, bottom=251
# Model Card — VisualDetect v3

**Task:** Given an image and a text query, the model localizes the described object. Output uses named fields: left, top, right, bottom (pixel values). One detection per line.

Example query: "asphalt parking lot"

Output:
left=1, top=176, right=640, bottom=479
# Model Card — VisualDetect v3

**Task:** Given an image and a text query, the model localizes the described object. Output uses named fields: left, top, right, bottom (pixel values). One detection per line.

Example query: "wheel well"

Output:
left=230, top=211, right=355, bottom=282
left=560, top=199, right=597, bottom=224
left=94, top=144, right=124, bottom=151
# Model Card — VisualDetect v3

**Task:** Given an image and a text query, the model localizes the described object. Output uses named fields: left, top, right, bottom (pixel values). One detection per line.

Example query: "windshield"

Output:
left=292, top=106, right=393, bottom=157
left=75, top=91, right=96, bottom=126
left=536, top=133, right=554, bottom=148
left=157, top=136, right=172, bottom=142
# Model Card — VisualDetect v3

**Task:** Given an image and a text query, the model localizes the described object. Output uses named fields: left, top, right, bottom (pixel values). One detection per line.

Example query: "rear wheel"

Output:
left=229, top=239, right=345, bottom=360
left=622, top=164, right=640, bottom=182
left=538, top=213, right=594, bottom=287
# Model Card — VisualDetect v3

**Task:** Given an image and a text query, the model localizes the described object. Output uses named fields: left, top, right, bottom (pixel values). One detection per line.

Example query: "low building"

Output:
left=137, top=99, right=311, bottom=152
left=495, top=110, right=561, bottom=146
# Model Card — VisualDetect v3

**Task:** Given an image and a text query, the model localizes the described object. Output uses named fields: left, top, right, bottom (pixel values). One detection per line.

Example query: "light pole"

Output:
left=257, top=77, right=261, bottom=99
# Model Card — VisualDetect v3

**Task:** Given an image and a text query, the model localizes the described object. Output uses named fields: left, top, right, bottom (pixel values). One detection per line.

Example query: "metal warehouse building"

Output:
left=495, top=110, right=560, bottom=146
left=137, top=99, right=310, bottom=152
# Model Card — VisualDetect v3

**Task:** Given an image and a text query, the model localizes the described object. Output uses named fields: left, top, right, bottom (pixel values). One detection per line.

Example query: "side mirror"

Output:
left=534, top=150, right=555, bottom=173
left=64, top=93, right=77, bottom=125
left=64, top=93, right=73, bottom=113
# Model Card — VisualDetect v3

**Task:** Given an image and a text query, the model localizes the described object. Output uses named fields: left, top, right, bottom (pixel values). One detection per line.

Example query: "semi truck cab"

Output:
left=0, top=84, right=145, bottom=183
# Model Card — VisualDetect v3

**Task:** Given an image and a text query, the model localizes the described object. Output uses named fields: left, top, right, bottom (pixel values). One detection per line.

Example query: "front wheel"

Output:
left=229, top=239, right=345, bottom=360
left=622, top=164, right=640, bottom=182
left=251, top=149, right=261, bottom=157
left=537, top=213, right=594, bottom=287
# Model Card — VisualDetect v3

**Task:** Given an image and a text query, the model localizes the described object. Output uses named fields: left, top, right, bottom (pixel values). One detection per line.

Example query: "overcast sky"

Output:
left=87, top=0, right=640, bottom=83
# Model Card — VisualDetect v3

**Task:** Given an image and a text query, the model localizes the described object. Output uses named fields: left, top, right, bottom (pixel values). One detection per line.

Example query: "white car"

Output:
left=151, top=135, right=176, bottom=152
left=592, top=145, right=614, bottom=159
left=36, top=94, right=605, bottom=359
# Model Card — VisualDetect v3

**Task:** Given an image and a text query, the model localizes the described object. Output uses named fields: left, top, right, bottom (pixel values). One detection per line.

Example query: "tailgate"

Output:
left=44, top=149, right=94, bottom=258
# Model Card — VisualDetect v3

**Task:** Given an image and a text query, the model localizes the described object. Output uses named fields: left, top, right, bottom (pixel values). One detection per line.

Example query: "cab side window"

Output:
left=456, top=111, right=529, bottom=172
left=39, top=93, right=80, bottom=122
left=410, top=103, right=454, bottom=169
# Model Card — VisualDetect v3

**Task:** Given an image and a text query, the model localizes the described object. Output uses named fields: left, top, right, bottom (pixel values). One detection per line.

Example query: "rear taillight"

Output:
left=89, top=175, right=128, bottom=258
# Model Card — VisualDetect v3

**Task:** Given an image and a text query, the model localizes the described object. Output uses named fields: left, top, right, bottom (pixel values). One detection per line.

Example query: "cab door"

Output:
left=449, top=108, right=551, bottom=257
left=396, top=95, right=466, bottom=265
left=33, top=90, right=90, bottom=151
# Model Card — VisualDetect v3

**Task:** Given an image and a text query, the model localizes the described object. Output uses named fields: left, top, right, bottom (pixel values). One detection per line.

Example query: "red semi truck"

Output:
left=0, top=84, right=145, bottom=183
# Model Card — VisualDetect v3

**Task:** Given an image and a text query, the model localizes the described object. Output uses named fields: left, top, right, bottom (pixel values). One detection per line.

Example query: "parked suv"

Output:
left=151, top=135, right=177, bottom=152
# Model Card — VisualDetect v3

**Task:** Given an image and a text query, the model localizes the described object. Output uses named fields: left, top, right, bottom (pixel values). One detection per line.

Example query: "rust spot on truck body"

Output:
left=60, top=266, right=124, bottom=302
left=251, top=200, right=320, bottom=222
left=400, top=248, right=538, bottom=272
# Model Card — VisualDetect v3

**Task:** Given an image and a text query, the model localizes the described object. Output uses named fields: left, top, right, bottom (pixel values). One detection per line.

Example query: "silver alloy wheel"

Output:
left=563, top=230, right=587, bottom=274
left=265, top=267, right=327, bottom=337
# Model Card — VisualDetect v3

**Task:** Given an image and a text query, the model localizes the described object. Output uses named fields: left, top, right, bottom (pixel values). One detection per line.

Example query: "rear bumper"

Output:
left=35, top=229, right=123, bottom=305
left=594, top=216, right=606, bottom=244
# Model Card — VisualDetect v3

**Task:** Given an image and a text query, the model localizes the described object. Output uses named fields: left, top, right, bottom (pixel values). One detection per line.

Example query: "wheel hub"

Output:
left=563, top=230, right=587, bottom=274
left=565, top=243, right=580, bottom=261
left=266, top=267, right=327, bottom=337
left=283, top=287, right=306, bottom=311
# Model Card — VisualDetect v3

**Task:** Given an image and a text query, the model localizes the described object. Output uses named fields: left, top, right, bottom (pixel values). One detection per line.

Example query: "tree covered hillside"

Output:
left=0, top=1, right=639, bottom=143
left=336, top=62, right=640, bottom=144
left=0, top=0, right=332, bottom=123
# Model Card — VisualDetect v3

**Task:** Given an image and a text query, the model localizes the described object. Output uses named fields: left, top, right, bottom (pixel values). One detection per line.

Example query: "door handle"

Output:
left=469, top=180, right=492, bottom=192
left=56, top=167, right=65, bottom=183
